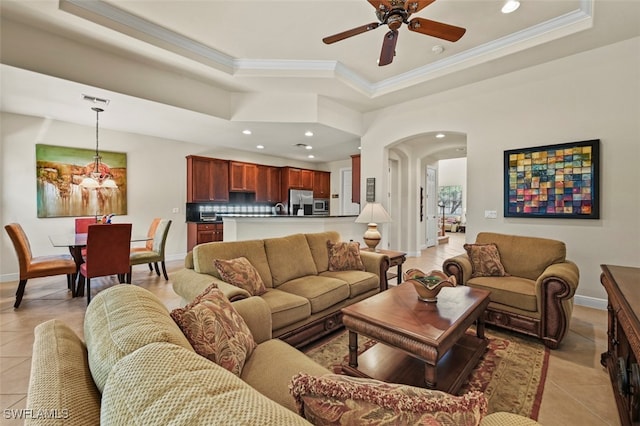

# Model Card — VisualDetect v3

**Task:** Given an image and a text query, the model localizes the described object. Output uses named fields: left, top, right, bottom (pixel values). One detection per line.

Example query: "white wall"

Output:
left=360, top=37, right=640, bottom=306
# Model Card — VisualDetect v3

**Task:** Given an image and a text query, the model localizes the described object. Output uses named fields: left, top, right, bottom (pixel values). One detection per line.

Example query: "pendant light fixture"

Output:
left=80, top=107, right=117, bottom=189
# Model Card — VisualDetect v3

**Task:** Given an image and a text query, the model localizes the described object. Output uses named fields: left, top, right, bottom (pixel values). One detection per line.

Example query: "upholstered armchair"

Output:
left=443, top=232, right=579, bottom=349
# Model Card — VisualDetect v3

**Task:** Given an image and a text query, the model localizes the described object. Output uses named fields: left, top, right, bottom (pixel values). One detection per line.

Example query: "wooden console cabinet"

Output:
left=600, top=264, right=640, bottom=426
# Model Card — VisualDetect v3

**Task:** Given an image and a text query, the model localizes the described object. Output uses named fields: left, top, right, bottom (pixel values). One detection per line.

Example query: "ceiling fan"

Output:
left=322, top=0, right=466, bottom=66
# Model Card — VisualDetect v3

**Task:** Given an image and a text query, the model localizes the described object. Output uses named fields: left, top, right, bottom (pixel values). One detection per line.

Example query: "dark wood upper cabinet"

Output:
left=351, top=154, right=361, bottom=204
left=313, top=171, right=331, bottom=198
left=256, top=165, right=281, bottom=203
left=282, top=167, right=313, bottom=190
left=229, top=161, right=257, bottom=192
left=187, top=156, right=229, bottom=202
left=301, top=169, right=313, bottom=190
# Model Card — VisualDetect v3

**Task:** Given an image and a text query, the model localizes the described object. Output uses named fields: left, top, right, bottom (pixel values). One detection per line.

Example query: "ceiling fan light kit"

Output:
left=322, top=0, right=466, bottom=66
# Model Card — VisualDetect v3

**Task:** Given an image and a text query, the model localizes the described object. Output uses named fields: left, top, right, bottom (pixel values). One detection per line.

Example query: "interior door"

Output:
left=426, top=166, right=438, bottom=247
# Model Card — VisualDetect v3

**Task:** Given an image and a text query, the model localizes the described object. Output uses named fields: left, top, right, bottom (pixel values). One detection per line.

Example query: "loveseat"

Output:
left=171, top=231, right=390, bottom=348
left=443, top=232, right=580, bottom=349
left=26, top=283, right=541, bottom=426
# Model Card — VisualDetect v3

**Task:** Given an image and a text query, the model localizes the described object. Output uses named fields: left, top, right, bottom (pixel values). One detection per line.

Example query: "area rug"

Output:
left=303, top=327, right=549, bottom=420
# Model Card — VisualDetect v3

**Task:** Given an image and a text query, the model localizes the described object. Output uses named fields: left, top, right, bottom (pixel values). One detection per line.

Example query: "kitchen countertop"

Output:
left=188, top=214, right=357, bottom=223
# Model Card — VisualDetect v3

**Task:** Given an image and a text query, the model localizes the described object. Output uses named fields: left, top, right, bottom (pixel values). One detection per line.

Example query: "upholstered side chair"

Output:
left=79, top=223, right=132, bottom=304
left=130, top=217, right=161, bottom=272
left=130, top=219, right=172, bottom=281
left=4, top=223, right=77, bottom=308
left=74, top=217, right=97, bottom=233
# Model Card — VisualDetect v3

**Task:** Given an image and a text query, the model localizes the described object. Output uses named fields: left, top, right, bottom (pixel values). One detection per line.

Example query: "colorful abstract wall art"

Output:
left=36, top=144, right=127, bottom=218
left=504, top=139, right=599, bottom=219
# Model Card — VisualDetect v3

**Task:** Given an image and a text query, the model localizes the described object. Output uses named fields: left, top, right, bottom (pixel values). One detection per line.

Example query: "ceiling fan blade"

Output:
left=408, top=17, right=466, bottom=42
left=404, top=0, right=436, bottom=14
left=379, top=30, right=399, bottom=66
left=323, top=22, right=380, bottom=44
left=368, top=0, right=393, bottom=11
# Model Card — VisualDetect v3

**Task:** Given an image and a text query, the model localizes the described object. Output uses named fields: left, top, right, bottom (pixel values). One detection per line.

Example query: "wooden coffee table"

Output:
left=341, top=283, right=490, bottom=394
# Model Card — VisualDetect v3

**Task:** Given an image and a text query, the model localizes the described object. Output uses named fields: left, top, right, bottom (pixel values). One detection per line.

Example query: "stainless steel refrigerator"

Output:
left=289, top=189, right=313, bottom=216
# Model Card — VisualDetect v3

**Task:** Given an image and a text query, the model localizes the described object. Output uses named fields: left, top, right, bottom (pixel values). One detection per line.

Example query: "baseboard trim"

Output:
left=574, top=294, right=607, bottom=311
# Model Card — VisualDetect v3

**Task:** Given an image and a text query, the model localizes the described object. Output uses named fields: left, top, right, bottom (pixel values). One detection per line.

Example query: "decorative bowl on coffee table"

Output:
left=403, top=269, right=457, bottom=302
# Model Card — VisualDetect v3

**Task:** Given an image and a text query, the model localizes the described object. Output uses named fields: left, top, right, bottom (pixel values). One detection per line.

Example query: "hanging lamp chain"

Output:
left=92, top=107, right=103, bottom=176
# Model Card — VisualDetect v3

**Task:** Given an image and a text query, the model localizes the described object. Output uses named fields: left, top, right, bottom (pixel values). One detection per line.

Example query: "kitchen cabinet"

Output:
left=301, top=169, right=313, bottom=189
left=351, top=154, right=361, bottom=204
left=187, top=222, right=223, bottom=252
left=229, top=161, right=257, bottom=192
left=283, top=167, right=313, bottom=190
left=256, top=165, right=281, bottom=203
left=186, top=156, right=229, bottom=202
left=313, top=171, right=331, bottom=198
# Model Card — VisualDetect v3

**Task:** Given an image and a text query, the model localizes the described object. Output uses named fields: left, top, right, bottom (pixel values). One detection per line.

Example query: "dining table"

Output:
left=49, top=232, right=152, bottom=297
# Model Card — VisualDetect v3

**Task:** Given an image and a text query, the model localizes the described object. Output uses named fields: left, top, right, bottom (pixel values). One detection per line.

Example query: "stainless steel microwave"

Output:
left=312, top=199, right=330, bottom=215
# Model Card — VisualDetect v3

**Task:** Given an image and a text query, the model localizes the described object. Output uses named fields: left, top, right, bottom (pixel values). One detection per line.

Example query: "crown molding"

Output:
left=61, top=0, right=593, bottom=99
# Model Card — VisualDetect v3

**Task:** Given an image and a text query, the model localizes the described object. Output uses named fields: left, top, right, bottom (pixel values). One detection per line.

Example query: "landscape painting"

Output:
left=36, top=144, right=127, bottom=218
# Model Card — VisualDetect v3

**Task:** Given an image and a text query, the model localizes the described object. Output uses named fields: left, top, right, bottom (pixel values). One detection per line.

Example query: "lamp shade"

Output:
left=355, top=202, right=392, bottom=224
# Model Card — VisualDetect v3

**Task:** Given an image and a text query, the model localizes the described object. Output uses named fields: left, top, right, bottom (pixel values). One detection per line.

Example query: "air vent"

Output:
left=81, top=94, right=110, bottom=106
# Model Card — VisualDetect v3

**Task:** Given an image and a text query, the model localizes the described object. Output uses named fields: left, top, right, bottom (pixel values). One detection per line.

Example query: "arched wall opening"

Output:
left=383, top=131, right=467, bottom=256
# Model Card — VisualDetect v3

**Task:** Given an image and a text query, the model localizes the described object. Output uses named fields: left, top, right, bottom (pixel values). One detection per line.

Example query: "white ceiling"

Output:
left=1, top=0, right=639, bottom=162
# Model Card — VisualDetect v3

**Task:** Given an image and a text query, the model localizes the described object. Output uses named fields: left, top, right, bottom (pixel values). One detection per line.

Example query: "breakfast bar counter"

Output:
left=222, top=215, right=365, bottom=242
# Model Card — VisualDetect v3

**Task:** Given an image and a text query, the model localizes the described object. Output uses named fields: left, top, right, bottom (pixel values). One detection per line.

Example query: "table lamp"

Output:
left=355, top=202, right=392, bottom=251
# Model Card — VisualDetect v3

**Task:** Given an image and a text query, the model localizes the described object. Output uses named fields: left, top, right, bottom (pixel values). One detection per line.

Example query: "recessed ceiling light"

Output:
left=242, top=129, right=252, bottom=135
left=358, top=146, right=362, bottom=150
left=256, top=145, right=264, bottom=149
left=308, top=154, right=315, bottom=159
left=432, top=45, right=444, bottom=54
left=501, top=0, right=520, bottom=14
left=436, top=133, right=446, bottom=138
left=305, top=131, right=314, bottom=137
left=305, top=145, right=313, bottom=150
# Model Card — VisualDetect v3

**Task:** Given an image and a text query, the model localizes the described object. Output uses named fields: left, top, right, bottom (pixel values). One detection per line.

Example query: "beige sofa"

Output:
left=26, top=284, right=328, bottom=425
left=171, top=231, right=390, bottom=348
left=443, top=232, right=580, bottom=349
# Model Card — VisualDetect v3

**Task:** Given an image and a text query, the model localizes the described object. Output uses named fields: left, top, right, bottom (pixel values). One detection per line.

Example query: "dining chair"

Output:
left=75, top=217, right=97, bottom=233
left=4, top=223, right=77, bottom=308
left=130, top=217, right=161, bottom=272
left=130, top=219, right=172, bottom=281
left=75, top=217, right=98, bottom=257
left=79, top=223, right=132, bottom=304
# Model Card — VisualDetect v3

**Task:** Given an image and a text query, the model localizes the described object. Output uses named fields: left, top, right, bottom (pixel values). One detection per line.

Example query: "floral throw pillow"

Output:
left=170, top=283, right=257, bottom=376
left=289, top=373, right=488, bottom=426
left=464, top=243, right=509, bottom=278
left=214, top=257, right=267, bottom=296
left=327, top=241, right=365, bottom=272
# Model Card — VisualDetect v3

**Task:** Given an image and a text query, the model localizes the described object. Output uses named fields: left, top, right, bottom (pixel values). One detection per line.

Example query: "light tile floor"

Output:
left=0, top=233, right=619, bottom=425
